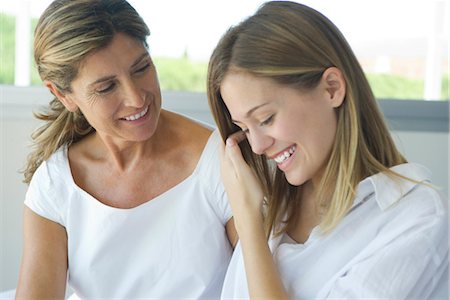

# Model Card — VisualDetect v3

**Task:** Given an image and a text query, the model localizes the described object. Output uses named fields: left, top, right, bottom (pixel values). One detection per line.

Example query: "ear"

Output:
left=44, top=80, right=79, bottom=112
left=322, top=67, right=346, bottom=108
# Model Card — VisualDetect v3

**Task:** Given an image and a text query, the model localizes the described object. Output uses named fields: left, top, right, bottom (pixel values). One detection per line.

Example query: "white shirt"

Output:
left=25, top=130, right=233, bottom=299
left=221, top=163, right=448, bottom=299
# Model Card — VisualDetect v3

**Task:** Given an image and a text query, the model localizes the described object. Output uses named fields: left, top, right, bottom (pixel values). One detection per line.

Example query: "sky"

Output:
left=1, top=0, right=449, bottom=61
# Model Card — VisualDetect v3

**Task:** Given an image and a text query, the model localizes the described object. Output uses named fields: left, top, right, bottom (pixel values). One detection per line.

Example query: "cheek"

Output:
left=80, top=102, right=118, bottom=126
left=143, top=73, right=162, bottom=105
left=310, top=114, right=338, bottom=158
left=273, top=114, right=304, bottom=142
left=145, top=68, right=161, bottom=90
left=280, top=110, right=337, bottom=153
left=275, top=124, right=294, bottom=141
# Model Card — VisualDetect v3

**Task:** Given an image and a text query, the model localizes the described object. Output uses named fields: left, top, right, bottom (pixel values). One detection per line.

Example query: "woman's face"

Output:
left=220, top=69, right=345, bottom=187
left=59, top=33, right=162, bottom=144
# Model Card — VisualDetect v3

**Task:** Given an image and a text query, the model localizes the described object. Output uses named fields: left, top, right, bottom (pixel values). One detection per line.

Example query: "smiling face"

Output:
left=220, top=69, right=345, bottom=187
left=51, top=32, right=162, bottom=145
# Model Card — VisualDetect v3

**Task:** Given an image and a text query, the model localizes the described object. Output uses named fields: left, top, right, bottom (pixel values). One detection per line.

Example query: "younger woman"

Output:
left=208, top=1, right=448, bottom=299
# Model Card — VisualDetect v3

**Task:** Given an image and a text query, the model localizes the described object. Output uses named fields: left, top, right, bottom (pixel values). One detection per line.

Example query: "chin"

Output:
left=284, top=173, right=305, bottom=186
left=130, top=126, right=157, bottom=142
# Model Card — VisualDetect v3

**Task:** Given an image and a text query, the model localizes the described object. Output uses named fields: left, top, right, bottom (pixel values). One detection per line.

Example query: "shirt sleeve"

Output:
left=202, top=130, right=233, bottom=224
left=317, top=201, right=448, bottom=299
left=24, top=159, right=66, bottom=227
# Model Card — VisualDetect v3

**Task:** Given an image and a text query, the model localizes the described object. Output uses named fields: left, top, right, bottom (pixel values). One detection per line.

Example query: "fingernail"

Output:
left=226, top=138, right=236, bottom=147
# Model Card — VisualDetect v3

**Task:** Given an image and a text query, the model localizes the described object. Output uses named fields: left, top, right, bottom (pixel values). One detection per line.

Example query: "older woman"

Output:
left=16, top=0, right=235, bottom=298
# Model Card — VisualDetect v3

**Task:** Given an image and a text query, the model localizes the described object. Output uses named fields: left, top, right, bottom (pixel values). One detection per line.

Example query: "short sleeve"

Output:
left=199, top=130, right=232, bottom=224
left=24, top=155, right=67, bottom=227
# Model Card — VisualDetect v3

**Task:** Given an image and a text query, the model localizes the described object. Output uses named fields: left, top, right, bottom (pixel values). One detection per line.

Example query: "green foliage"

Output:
left=0, top=14, right=15, bottom=83
left=366, top=73, right=424, bottom=100
left=0, top=13, right=448, bottom=101
left=153, top=56, right=207, bottom=92
left=0, top=14, right=41, bottom=85
left=365, top=73, right=449, bottom=101
left=441, top=74, right=449, bottom=100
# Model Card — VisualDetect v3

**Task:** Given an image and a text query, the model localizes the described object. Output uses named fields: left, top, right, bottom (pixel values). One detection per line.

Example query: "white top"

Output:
left=25, top=130, right=233, bottom=299
left=221, top=163, right=449, bottom=299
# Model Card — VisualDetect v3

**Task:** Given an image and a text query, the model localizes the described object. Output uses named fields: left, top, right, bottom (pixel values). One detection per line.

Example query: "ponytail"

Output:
left=23, top=97, right=93, bottom=184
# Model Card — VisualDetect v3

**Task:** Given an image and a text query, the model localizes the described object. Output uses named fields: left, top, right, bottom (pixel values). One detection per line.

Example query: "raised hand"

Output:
left=220, top=131, right=289, bottom=300
left=220, top=131, right=265, bottom=232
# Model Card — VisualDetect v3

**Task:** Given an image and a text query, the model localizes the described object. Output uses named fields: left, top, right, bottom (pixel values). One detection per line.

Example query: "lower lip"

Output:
left=275, top=148, right=296, bottom=172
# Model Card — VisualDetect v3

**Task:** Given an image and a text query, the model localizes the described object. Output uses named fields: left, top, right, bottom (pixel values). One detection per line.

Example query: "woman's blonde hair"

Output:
left=23, top=0, right=150, bottom=184
left=207, top=1, right=407, bottom=236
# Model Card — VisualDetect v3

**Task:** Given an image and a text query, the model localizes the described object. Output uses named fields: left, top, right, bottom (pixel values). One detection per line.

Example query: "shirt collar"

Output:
left=353, top=163, right=432, bottom=211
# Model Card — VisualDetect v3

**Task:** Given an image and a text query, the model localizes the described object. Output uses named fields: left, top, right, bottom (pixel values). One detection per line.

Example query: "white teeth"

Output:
left=124, top=106, right=148, bottom=121
left=273, top=146, right=296, bottom=164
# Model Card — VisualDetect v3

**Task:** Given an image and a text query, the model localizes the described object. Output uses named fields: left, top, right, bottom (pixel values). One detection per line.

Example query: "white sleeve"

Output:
left=24, top=160, right=66, bottom=227
left=202, top=130, right=232, bottom=224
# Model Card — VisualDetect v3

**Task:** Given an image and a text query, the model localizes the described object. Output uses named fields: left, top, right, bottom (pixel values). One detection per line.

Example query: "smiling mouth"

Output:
left=273, top=145, right=296, bottom=164
left=123, top=106, right=149, bottom=121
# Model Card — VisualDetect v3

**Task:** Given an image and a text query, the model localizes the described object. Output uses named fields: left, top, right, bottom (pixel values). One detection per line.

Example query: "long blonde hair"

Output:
left=23, top=0, right=150, bottom=184
left=207, top=1, right=407, bottom=236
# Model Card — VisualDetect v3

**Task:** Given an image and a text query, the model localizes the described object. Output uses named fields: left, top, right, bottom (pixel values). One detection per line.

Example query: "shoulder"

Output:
left=366, top=163, right=448, bottom=239
left=196, top=130, right=222, bottom=172
left=370, top=163, right=446, bottom=214
left=31, top=147, right=69, bottom=186
left=26, top=147, right=72, bottom=226
left=162, top=109, right=213, bottom=131
left=194, top=130, right=232, bottom=223
left=346, top=165, right=448, bottom=267
left=161, top=109, right=214, bottom=157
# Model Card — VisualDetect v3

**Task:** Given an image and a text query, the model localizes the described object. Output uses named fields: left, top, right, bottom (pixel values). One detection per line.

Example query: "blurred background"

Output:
left=1, top=0, right=449, bottom=98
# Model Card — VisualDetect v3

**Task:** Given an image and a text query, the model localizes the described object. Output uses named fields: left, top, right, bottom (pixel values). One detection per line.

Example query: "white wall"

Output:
left=0, top=85, right=448, bottom=291
left=391, top=131, right=448, bottom=196
left=1, top=119, right=34, bottom=291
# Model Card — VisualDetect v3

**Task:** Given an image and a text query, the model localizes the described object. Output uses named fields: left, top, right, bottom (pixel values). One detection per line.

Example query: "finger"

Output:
left=225, top=134, right=247, bottom=172
left=219, top=136, right=235, bottom=173
left=226, top=130, right=247, bottom=147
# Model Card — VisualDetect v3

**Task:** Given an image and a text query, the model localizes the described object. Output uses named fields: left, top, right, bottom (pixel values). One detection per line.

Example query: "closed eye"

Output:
left=134, top=62, right=151, bottom=75
left=260, top=114, right=274, bottom=126
left=96, top=82, right=116, bottom=95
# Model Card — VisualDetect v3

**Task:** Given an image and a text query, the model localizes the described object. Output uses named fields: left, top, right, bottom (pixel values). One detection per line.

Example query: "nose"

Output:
left=248, top=129, right=274, bottom=155
left=123, top=79, right=145, bottom=108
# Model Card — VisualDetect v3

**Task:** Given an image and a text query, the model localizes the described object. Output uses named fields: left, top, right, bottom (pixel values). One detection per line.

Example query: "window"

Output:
left=1, top=0, right=448, bottom=101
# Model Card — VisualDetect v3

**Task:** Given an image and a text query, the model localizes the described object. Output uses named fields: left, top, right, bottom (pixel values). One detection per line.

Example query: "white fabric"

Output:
left=0, top=289, right=15, bottom=300
left=0, top=289, right=75, bottom=300
left=221, top=163, right=449, bottom=299
left=25, top=130, right=233, bottom=299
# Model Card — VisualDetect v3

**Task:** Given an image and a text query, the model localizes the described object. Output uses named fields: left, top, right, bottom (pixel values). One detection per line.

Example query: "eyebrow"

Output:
left=130, top=52, right=150, bottom=69
left=87, top=52, right=150, bottom=88
left=231, top=102, right=270, bottom=124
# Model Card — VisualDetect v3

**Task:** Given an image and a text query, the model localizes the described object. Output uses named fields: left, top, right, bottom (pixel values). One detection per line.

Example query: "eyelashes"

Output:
left=260, top=114, right=274, bottom=126
left=235, top=114, right=275, bottom=134
left=94, top=62, right=151, bottom=96
left=134, top=62, right=151, bottom=74
left=96, top=83, right=116, bottom=94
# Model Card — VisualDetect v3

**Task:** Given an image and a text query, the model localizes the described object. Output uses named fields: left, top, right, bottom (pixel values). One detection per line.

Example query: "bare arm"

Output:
left=237, top=213, right=288, bottom=300
left=225, top=217, right=238, bottom=249
left=221, top=134, right=289, bottom=300
left=15, top=206, right=68, bottom=300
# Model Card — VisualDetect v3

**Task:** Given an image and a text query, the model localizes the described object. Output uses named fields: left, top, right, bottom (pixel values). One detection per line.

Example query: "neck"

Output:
left=299, top=181, right=319, bottom=214
left=92, top=112, right=168, bottom=172
left=287, top=182, right=321, bottom=244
